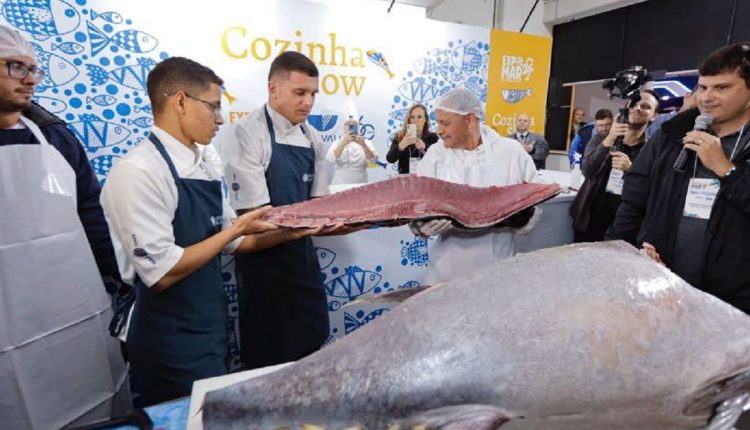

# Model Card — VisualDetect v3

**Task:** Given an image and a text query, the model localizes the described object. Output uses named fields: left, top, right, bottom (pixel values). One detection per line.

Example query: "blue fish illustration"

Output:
left=501, top=88, right=532, bottom=104
left=87, top=21, right=158, bottom=57
left=1, top=0, right=80, bottom=38
left=344, top=308, right=388, bottom=334
left=85, top=57, right=156, bottom=91
left=388, top=108, right=409, bottom=122
left=451, top=41, right=484, bottom=73
left=399, top=280, right=421, bottom=289
left=325, top=266, right=382, bottom=300
left=413, top=57, right=451, bottom=80
left=32, top=95, right=66, bottom=113
left=29, top=42, right=78, bottom=90
left=316, top=247, right=336, bottom=271
left=51, top=41, right=84, bottom=55
left=89, top=154, right=120, bottom=177
left=68, top=114, right=131, bottom=152
left=400, top=238, right=429, bottom=266
left=134, top=104, right=153, bottom=114
left=398, top=77, right=440, bottom=102
left=90, top=10, right=123, bottom=24
left=464, top=76, right=487, bottom=103
left=86, top=94, right=116, bottom=106
left=307, top=114, right=338, bottom=132
left=127, top=116, right=153, bottom=128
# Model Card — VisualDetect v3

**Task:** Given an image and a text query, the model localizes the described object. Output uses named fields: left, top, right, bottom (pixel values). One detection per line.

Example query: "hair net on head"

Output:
left=434, top=87, right=483, bottom=118
left=0, top=25, right=36, bottom=60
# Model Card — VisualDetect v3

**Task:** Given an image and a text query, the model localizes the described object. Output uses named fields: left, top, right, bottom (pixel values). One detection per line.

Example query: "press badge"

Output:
left=605, top=169, right=624, bottom=195
left=683, top=178, right=720, bottom=219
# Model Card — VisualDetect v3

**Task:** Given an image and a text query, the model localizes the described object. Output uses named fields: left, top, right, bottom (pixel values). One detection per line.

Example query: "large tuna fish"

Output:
left=203, top=241, right=750, bottom=429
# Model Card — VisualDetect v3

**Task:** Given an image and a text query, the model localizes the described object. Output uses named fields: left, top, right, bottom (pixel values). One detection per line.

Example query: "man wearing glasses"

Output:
left=100, top=56, right=318, bottom=406
left=0, top=26, right=131, bottom=429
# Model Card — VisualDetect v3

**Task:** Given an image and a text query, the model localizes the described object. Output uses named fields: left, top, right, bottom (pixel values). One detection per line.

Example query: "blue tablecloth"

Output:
left=114, top=397, right=189, bottom=430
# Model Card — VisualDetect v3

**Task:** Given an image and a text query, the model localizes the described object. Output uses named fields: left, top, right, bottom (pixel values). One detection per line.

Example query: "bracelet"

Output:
left=723, top=165, right=737, bottom=178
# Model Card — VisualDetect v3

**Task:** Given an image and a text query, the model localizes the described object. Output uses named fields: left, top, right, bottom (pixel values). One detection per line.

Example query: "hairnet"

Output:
left=0, top=25, right=36, bottom=60
left=434, top=87, right=483, bottom=118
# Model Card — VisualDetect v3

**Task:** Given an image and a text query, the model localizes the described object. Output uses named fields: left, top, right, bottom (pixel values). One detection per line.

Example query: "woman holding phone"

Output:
left=386, top=103, right=439, bottom=174
left=326, top=116, right=379, bottom=184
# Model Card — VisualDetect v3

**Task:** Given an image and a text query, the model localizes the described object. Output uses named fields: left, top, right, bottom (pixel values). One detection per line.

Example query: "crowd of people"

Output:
left=2, top=19, right=750, bottom=429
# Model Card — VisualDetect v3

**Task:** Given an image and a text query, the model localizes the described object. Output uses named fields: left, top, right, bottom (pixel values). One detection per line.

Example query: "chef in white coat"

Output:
left=326, top=117, right=378, bottom=185
left=413, top=88, right=540, bottom=284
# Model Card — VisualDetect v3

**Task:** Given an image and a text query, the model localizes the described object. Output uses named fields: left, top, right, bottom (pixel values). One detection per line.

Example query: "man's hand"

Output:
left=682, top=130, right=734, bottom=176
left=610, top=151, right=633, bottom=171
left=602, top=123, right=628, bottom=148
left=410, top=219, right=452, bottom=238
left=233, top=206, right=278, bottom=236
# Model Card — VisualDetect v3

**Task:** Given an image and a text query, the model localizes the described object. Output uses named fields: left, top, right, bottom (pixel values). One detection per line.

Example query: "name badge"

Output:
left=409, top=157, right=421, bottom=174
left=605, top=168, right=624, bottom=195
left=302, top=173, right=314, bottom=183
left=683, top=178, right=720, bottom=219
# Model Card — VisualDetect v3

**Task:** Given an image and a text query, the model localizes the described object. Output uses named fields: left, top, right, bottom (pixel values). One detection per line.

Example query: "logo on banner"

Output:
left=501, top=55, right=534, bottom=82
left=501, top=88, right=532, bottom=104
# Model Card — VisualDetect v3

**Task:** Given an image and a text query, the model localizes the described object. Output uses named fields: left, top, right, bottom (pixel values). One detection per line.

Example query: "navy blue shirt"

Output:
left=0, top=120, right=121, bottom=292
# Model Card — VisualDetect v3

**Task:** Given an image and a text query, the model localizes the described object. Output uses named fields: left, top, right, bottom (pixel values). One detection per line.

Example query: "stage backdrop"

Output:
left=1, top=0, right=550, bottom=370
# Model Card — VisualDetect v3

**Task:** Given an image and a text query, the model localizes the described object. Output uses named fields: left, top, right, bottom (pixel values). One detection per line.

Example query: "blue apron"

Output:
left=126, top=133, right=227, bottom=407
left=235, top=106, right=329, bottom=369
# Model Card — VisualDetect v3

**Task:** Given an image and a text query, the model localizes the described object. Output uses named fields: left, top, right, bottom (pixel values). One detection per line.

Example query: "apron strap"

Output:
left=148, top=132, right=181, bottom=182
left=19, top=115, right=51, bottom=147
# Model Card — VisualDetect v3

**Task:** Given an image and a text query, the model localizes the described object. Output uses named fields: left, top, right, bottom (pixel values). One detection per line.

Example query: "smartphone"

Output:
left=407, top=123, right=417, bottom=138
left=348, top=122, right=358, bottom=136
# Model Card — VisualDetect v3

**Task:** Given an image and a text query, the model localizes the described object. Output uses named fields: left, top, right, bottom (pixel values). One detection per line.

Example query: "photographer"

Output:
left=569, top=90, right=659, bottom=242
left=607, top=43, right=750, bottom=313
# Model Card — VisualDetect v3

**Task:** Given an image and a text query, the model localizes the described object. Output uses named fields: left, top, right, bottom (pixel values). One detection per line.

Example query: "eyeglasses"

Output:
left=163, top=91, right=222, bottom=117
left=0, top=59, right=46, bottom=81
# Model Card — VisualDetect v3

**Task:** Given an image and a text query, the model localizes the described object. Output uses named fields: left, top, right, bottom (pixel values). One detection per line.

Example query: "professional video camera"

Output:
left=602, top=65, right=650, bottom=151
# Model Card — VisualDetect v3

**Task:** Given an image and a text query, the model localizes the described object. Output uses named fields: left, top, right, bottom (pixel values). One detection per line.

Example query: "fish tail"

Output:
left=86, top=21, right=110, bottom=57
left=90, top=10, right=99, bottom=20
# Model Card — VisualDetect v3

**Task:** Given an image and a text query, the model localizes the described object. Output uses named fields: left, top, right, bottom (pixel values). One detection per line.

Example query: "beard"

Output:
left=0, top=93, right=33, bottom=113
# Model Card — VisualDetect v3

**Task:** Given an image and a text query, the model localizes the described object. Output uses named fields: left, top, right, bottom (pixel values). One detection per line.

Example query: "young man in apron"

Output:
left=222, top=51, right=341, bottom=369
left=0, top=25, right=130, bottom=429
left=100, top=57, right=313, bottom=406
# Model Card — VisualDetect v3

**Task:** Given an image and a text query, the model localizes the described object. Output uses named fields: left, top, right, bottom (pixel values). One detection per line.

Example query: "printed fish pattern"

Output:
left=501, top=88, right=533, bottom=104
left=90, top=9, right=122, bottom=24
left=1, top=0, right=80, bottom=38
left=69, top=113, right=131, bottom=152
left=33, top=95, right=66, bottom=114
left=400, top=238, right=429, bottom=266
left=29, top=41, right=79, bottom=90
left=325, top=266, right=383, bottom=301
left=366, top=49, right=394, bottom=79
left=87, top=21, right=158, bottom=56
left=86, top=57, right=156, bottom=91
left=343, top=308, right=388, bottom=334
left=316, top=247, right=336, bottom=271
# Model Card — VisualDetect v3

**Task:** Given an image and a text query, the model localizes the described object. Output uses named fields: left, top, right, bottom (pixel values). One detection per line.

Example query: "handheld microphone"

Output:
left=673, top=113, right=713, bottom=172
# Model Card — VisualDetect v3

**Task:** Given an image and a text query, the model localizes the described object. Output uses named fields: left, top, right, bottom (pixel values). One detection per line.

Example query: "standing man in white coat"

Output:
left=0, top=26, right=130, bottom=429
left=222, top=51, right=334, bottom=370
left=413, top=88, right=539, bottom=284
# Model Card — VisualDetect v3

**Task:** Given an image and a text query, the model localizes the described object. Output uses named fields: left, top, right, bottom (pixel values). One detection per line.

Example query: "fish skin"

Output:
left=203, top=241, right=750, bottom=429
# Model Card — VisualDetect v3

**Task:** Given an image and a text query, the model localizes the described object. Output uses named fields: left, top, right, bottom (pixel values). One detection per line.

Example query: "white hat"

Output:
left=0, top=25, right=36, bottom=60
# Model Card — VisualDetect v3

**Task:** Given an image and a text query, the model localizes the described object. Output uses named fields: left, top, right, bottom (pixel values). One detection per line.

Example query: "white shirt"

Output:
left=221, top=104, right=329, bottom=210
left=101, top=126, right=241, bottom=287
left=325, top=137, right=378, bottom=184
left=416, top=124, right=538, bottom=284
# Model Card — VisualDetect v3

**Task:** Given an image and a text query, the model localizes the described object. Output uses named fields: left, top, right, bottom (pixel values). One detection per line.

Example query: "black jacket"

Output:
left=386, top=131, right=439, bottom=174
left=607, top=108, right=750, bottom=311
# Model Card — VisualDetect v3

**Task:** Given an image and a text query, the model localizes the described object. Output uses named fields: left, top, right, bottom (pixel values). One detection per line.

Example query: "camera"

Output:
left=602, top=65, right=650, bottom=151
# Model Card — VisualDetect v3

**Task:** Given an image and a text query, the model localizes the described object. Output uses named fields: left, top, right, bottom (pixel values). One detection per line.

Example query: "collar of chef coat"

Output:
left=150, top=126, right=204, bottom=177
left=266, top=104, right=307, bottom=138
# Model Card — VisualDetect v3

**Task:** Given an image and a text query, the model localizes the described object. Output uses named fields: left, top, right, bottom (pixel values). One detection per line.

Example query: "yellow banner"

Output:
left=485, top=30, right=552, bottom=137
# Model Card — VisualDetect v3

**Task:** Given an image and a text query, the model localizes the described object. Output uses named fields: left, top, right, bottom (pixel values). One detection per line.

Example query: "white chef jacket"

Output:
left=220, top=104, right=329, bottom=210
left=325, top=137, right=378, bottom=185
left=101, top=126, right=242, bottom=288
left=416, top=124, right=538, bottom=284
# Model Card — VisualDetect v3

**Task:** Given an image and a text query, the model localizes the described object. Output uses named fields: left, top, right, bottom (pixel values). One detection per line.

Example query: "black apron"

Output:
left=127, top=133, right=227, bottom=406
left=235, top=106, right=329, bottom=369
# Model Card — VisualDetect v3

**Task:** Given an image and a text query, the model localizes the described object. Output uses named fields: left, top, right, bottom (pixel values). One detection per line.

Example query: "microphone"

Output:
left=674, top=113, right=713, bottom=172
